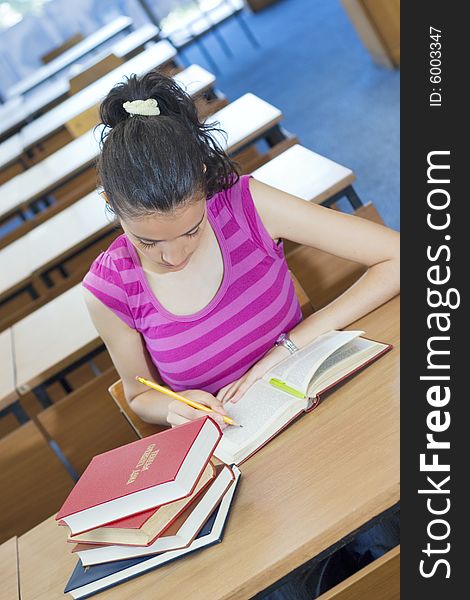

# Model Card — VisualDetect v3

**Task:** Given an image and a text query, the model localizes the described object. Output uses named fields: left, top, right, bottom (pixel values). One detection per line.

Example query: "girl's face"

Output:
left=121, top=199, right=207, bottom=273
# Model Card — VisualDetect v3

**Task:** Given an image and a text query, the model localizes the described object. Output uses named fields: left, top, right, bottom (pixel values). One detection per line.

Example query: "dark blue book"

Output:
left=64, top=466, right=240, bottom=599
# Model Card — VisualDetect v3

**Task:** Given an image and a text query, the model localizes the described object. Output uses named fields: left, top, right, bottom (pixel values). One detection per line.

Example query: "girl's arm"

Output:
left=218, top=178, right=399, bottom=403
left=82, top=288, right=228, bottom=428
left=251, top=178, right=400, bottom=346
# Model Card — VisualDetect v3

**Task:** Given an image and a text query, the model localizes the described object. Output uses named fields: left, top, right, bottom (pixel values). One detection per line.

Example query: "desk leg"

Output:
left=33, top=385, right=53, bottom=408
left=321, top=185, right=364, bottom=210
left=0, top=400, right=30, bottom=425
left=264, top=124, right=287, bottom=148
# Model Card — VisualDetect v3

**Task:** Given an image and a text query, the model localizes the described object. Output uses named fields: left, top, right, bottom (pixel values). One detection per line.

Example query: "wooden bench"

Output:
left=0, top=420, right=74, bottom=543
left=0, top=26, right=162, bottom=149
left=12, top=284, right=103, bottom=401
left=37, top=367, right=138, bottom=476
left=0, top=129, right=100, bottom=245
left=252, top=144, right=357, bottom=207
left=209, top=92, right=297, bottom=172
left=0, top=134, right=29, bottom=185
left=68, top=53, right=124, bottom=96
left=41, top=32, right=84, bottom=64
left=317, top=545, right=400, bottom=600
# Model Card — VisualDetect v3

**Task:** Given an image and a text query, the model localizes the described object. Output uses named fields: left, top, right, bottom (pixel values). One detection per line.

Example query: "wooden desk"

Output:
left=253, top=144, right=355, bottom=205
left=12, top=284, right=101, bottom=395
left=0, top=25, right=160, bottom=142
left=0, top=536, right=19, bottom=600
left=0, top=328, right=16, bottom=411
left=0, top=128, right=100, bottom=225
left=17, top=296, right=399, bottom=599
left=6, top=16, right=133, bottom=98
left=0, top=191, right=111, bottom=302
left=0, top=134, right=25, bottom=171
left=209, top=92, right=282, bottom=153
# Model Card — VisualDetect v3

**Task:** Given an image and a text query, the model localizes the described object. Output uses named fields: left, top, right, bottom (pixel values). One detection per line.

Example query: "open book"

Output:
left=214, top=330, right=391, bottom=465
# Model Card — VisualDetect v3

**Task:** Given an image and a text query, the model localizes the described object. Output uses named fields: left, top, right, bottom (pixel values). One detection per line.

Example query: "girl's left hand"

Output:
left=216, top=345, right=290, bottom=405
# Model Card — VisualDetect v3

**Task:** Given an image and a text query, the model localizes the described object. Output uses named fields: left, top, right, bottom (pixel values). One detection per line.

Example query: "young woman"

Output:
left=83, top=71, right=399, bottom=431
left=83, top=70, right=400, bottom=599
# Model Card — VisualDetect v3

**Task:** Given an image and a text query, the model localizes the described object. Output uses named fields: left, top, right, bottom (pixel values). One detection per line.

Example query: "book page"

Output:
left=309, top=338, right=389, bottom=396
left=268, top=330, right=363, bottom=393
left=220, top=380, right=301, bottom=451
left=310, top=338, right=373, bottom=383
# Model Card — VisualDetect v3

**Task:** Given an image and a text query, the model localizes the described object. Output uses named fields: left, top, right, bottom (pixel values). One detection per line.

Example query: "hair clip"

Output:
left=122, top=98, right=160, bottom=116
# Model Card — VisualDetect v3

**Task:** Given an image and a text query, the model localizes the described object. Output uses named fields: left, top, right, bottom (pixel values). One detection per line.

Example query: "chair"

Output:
left=109, top=271, right=314, bottom=438
left=37, top=367, right=138, bottom=476
left=317, top=545, right=400, bottom=600
left=68, top=53, right=124, bottom=96
left=41, top=33, right=84, bottom=64
left=0, top=420, right=74, bottom=543
left=65, top=104, right=101, bottom=138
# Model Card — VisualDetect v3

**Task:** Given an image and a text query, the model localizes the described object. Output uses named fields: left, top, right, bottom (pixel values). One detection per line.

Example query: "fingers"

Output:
left=228, top=377, right=253, bottom=404
left=205, top=396, right=228, bottom=415
left=217, top=381, right=239, bottom=404
left=167, top=398, right=227, bottom=430
left=167, top=400, right=200, bottom=427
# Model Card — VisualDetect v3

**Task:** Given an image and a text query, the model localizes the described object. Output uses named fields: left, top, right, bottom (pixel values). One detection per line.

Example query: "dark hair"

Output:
left=97, top=70, right=239, bottom=219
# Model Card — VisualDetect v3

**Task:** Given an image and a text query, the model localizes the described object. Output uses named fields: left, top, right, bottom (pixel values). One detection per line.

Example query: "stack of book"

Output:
left=56, top=416, right=240, bottom=599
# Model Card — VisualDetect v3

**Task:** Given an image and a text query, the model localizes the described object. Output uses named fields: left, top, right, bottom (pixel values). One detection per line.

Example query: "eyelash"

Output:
left=137, top=227, right=200, bottom=249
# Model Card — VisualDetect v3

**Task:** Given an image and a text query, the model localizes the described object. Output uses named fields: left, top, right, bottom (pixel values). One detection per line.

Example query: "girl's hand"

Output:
left=217, top=345, right=289, bottom=405
left=166, top=389, right=229, bottom=430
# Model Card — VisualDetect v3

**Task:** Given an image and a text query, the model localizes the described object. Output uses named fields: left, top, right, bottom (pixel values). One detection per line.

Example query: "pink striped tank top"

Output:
left=83, top=175, right=302, bottom=394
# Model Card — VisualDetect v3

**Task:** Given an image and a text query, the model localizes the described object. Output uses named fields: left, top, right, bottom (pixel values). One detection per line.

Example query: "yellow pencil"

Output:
left=136, top=376, right=242, bottom=427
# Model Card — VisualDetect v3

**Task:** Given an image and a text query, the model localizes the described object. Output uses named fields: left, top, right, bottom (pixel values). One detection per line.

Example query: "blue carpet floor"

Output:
left=179, top=0, right=400, bottom=231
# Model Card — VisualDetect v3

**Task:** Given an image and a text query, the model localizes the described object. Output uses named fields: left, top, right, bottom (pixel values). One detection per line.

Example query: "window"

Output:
left=0, top=0, right=52, bottom=30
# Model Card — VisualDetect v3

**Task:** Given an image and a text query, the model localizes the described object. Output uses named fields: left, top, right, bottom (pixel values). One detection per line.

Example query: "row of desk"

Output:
left=0, top=40, right=177, bottom=172
left=0, top=23, right=161, bottom=143
left=0, top=62, right=220, bottom=226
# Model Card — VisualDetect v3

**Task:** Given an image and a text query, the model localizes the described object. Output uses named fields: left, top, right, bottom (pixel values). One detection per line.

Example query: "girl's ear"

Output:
left=202, top=163, right=207, bottom=173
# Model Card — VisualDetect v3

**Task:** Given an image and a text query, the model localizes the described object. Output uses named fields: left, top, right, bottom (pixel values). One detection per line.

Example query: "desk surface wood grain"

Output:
left=0, top=536, right=19, bottom=600
left=17, top=296, right=399, bottom=600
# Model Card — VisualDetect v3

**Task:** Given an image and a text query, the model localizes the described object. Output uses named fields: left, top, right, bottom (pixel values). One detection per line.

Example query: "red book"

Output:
left=56, top=416, right=222, bottom=535
left=67, top=462, right=216, bottom=546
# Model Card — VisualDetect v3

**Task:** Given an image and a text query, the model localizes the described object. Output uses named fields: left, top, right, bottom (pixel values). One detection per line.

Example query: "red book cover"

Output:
left=56, top=417, right=221, bottom=522
left=67, top=462, right=216, bottom=546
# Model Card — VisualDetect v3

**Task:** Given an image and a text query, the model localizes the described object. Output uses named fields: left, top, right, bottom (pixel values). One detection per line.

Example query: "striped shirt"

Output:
left=82, top=175, right=302, bottom=394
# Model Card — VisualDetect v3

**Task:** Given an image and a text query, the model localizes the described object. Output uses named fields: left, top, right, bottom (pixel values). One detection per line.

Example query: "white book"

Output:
left=215, top=330, right=391, bottom=465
